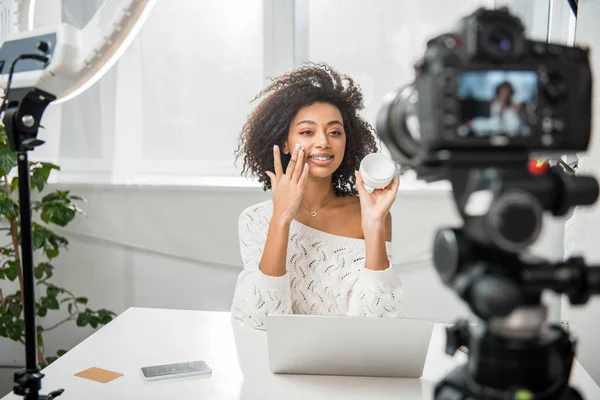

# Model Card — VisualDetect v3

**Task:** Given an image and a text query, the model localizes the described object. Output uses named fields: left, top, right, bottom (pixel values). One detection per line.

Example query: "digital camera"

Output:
left=376, top=7, right=593, bottom=176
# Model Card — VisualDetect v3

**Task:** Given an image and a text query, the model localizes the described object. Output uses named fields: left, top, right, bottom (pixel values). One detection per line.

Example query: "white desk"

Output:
left=2, top=307, right=599, bottom=399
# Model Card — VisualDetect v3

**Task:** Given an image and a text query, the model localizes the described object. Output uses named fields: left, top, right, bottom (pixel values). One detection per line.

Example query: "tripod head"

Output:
left=435, top=158, right=600, bottom=332
left=428, top=159, right=600, bottom=399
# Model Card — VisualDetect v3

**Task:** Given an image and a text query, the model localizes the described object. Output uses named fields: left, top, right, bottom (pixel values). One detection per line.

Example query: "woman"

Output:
left=490, top=81, right=523, bottom=135
left=231, top=63, right=403, bottom=329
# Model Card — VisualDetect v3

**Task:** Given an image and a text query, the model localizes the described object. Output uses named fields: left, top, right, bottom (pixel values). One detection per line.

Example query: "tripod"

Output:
left=2, top=85, right=63, bottom=399
left=431, top=163, right=600, bottom=400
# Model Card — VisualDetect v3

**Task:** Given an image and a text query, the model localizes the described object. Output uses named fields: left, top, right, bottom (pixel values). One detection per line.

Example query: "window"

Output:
left=26, top=0, right=568, bottom=186
left=36, top=0, right=264, bottom=183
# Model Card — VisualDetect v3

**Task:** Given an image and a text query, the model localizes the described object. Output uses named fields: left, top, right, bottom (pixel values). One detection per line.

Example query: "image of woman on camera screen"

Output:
left=489, top=81, right=524, bottom=134
left=457, top=72, right=536, bottom=138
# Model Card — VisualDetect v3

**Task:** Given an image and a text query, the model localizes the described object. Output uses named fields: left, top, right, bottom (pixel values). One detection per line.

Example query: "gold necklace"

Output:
left=303, top=193, right=335, bottom=217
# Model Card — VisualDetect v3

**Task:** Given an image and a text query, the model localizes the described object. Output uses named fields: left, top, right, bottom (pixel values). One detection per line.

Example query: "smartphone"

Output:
left=141, top=360, right=212, bottom=381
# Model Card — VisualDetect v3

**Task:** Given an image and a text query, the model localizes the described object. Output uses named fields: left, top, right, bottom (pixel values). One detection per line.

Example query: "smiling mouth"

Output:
left=308, top=156, right=333, bottom=161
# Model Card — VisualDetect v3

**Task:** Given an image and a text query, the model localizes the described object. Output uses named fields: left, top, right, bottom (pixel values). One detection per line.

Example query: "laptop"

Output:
left=266, top=314, right=434, bottom=378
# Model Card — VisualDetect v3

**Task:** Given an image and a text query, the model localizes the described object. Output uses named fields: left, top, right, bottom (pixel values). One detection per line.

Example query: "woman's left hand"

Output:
left=355, top=169, right=400, bottom=225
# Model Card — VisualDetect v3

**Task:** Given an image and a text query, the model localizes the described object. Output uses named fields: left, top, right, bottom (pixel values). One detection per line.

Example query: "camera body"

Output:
left=377, top=8, right=593, bottom=172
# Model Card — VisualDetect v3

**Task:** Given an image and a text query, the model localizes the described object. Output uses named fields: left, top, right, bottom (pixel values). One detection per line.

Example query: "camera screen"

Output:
left=456, top=70, right=538, bottom=138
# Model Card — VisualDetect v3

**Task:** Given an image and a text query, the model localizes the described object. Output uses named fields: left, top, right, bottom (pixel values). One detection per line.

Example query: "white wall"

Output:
left=0, top=180, right=570, bottom=369
left=0, top=182, right=463, bottom=365
left=562, top=0, right=600, bottom=387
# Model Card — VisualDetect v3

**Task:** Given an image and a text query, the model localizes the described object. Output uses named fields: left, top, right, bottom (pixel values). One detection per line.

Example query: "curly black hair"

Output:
left=495, top=81, right=515, bottom=105
left=234, top=62, right=379, bottom=196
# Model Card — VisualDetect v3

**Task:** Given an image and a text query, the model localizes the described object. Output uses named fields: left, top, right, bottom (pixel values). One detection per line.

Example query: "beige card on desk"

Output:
left=74, top=367, right=123, bottom=383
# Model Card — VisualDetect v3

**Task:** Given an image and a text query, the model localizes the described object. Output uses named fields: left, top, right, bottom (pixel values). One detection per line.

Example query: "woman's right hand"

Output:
left=266, top=143, right=309, bottom=225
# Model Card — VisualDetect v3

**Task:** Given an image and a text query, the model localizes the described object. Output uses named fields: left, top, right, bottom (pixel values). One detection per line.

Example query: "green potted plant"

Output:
left=0, top=123, right=116, bottom=367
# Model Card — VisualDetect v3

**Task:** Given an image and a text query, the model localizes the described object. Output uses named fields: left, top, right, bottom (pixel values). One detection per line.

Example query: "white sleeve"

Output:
left=347, top=242, right=404, bottom=317
left=230, top=206, right=293, bottom=330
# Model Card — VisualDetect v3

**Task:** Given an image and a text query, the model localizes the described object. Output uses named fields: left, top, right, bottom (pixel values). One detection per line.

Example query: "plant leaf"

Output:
left=31, top=171, right=46, bottom=192
left=46, top=297, right=59, bottom=310
left=46, top=286, right=59, bottom=298
left=9, top=322, right=22, bottom=341
left=5, top=260, right=18, bottom=281
left=32, top=223, right=69, bottom=251
left=0, top=148, right=17, bottom=176
left=29, top=162, right=59, bottom=192
left=0, top=247, right=15, bottom=256
left=41, top=204, right=76, bottom=227
left=45, top=248, right=59, bottom=259
left=98, top=310, right=114, bottom=325
left=76, top=312, right=89, bottom=327
left=8, top=303, right=21, bottom=318
left=32, top=226, right=48, bottom=250
left=0, top=195, right=18, bottom=220
left=43, top=162, right=60, bottom=171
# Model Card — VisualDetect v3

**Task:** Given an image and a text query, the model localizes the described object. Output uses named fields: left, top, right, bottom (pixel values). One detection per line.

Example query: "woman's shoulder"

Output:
left=239, top=200, right=273, bottom=223
left=238, top=200, right=273, bottom=240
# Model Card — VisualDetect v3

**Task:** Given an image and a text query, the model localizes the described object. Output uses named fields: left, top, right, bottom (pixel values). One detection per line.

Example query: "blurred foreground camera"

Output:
left=376, top=7, right=600, bottom=400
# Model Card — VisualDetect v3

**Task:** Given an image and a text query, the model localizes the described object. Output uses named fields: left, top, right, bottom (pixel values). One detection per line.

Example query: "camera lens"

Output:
left=375, top=84, right=424, bottom=168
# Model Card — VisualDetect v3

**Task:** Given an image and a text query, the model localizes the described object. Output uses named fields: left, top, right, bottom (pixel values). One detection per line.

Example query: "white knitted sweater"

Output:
left=231, top=200, right=404, bottom=329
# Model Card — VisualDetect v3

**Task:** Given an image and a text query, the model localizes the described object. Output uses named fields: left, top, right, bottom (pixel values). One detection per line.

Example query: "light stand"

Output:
left=3, top=83, right=62, bottom=399
left=0, top=2, right=155, bottom=397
